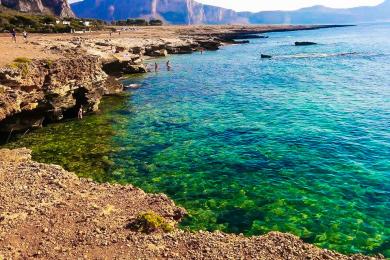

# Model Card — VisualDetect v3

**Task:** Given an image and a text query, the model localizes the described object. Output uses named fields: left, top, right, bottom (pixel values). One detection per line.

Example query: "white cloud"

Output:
left=197, top=0, right=384, bottom=11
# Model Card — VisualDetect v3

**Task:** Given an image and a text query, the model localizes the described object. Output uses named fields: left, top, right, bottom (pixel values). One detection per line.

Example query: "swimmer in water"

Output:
left=166, top=60, right=171, bottom=71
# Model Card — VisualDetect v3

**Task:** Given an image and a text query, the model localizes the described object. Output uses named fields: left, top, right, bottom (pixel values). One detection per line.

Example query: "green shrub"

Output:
left=13, top=57, right=31, bottom=63
left=149, top=19, right=163, bottom=26
left=127, top=211, right=174, bottom=233
left=9, top=57, right=32, bottom=76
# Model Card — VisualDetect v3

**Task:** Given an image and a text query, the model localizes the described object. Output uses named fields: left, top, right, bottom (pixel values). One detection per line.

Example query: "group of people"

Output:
left=10, top=29, right=29, bottom=43
left=149, top=60, right=171, bottom=72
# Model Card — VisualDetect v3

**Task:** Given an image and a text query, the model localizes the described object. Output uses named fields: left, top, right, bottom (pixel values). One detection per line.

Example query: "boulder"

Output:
left=102, top=59, right=147, bottom=77
left=197, top=39, right=221, bottom=50
left=145, top=47, right=169, bottom=57
left=131, top=46, right=145, bottom=55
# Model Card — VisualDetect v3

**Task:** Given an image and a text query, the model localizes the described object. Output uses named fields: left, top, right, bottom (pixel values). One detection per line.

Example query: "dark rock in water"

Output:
left=261, top=54, right=272, bottom=59
left=233, top=40, right=250, bottom=44
left=295, top=41, right=317, bottom=46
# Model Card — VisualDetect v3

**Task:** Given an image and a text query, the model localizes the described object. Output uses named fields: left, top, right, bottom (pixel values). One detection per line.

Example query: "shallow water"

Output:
left=4, top=23, right=390, bottom=256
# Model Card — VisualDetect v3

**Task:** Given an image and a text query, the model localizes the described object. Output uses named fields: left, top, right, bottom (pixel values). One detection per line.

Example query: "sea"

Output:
left=5, top=22, right=390, bottom=257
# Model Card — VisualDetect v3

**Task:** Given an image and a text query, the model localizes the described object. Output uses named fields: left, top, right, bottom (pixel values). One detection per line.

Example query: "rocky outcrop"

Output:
left=0, top=148, right=382, bottom=259
left=102, top=59, right=147, bottom=77
left=0, top=54, right=122, bottom=133
left=1, top=0, right=75, bottom=17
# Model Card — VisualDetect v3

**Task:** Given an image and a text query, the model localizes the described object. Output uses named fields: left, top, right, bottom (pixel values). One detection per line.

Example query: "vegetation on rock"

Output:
left=127, top=211, right=174, bottom=233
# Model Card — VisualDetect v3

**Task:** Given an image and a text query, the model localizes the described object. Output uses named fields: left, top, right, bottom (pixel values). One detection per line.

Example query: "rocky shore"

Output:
left=0, top=25, right=381, bottom=259
left=0, top=148, right=382, bottom=259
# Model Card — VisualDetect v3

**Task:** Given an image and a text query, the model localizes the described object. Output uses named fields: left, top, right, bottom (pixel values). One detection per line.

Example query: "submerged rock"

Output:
left=261, top=54, right=272, bottom=59
left=295, top=41, right=317, bottom=46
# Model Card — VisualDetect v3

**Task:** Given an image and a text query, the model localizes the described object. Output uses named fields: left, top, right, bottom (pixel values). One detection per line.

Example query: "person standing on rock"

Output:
left=11, top=29, right=16, bottom=43
left=78, top=105, right=83, bottom=119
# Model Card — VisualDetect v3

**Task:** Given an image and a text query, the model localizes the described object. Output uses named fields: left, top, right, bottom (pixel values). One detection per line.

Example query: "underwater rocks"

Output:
left=0, top=148, right=383, bottom=259
left=261, top=54, right=272, bottom=59
left=295, top=41, right=318, bottom=46
left=0, top=54, right=123, bottom=133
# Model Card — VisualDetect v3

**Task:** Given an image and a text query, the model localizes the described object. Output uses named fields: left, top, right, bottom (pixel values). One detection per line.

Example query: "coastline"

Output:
left=0, top=148, right=381, bottom=259
left=0, top=24, right=352, bottom=135
left=0, top=24, right=382, bottom=259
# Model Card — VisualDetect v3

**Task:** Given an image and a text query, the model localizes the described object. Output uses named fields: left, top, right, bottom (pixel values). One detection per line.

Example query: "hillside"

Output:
left=243, top=0, right=390, bottom=24
left=0, top=0, right=74, bottom=17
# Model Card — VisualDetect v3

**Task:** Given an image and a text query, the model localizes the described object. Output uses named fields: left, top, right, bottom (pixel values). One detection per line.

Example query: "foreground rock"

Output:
left=0, top=148, right=382, bottom=259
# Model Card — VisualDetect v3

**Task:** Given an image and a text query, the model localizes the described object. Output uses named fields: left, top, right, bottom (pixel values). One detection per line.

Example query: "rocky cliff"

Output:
left=71, top=0, right=247, bottom=24
left=0, top=0, right=75, bottom=17
left=0, top=52, right=122, bottom=134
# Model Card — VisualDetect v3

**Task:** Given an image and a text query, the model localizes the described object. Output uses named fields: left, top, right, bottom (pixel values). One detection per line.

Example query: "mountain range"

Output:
left=70, top=0, right=390, bottom=24
left=1, top=0, right=389, bottom=24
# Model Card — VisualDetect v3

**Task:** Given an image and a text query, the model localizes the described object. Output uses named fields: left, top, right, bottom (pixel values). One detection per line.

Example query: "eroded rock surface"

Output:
left=0, top=52, right=122, bottom=133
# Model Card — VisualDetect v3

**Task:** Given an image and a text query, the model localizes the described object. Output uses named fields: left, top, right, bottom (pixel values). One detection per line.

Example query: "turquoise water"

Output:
left=5, top=23, right=390, bottom=256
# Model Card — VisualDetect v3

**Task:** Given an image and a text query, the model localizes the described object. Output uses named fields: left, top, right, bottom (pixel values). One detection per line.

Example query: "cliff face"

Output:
left=0, top=0, right=75, bottom=17
left=71, top=0, right=390, bottom=24
left=71, top=0, right=247, bottom=24
left=0, top=53, right=122, bottom=133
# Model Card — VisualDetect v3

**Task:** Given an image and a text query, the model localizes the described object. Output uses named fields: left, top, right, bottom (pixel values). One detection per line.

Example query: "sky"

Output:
left=197, top=0, right=384, bottom=11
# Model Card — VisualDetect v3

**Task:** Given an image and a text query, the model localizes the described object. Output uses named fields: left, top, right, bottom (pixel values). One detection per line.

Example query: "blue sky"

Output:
left=198, top=0, right=384, bottom=11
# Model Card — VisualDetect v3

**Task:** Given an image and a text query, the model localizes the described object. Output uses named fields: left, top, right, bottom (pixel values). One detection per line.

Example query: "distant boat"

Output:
left=261, top=54, right=272, bottom=59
